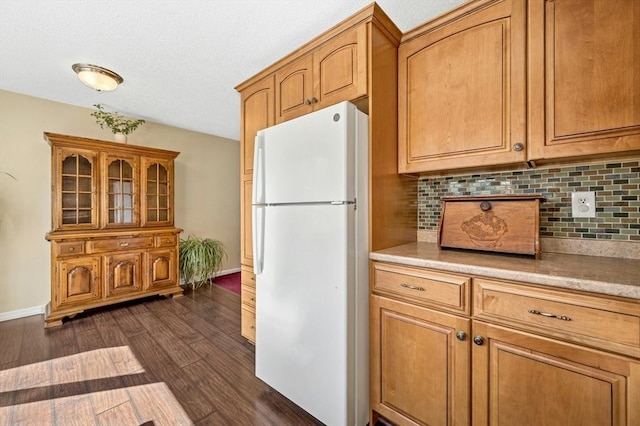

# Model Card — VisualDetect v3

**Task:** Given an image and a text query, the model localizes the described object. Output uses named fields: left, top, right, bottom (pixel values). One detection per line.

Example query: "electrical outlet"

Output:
left=571, top=191, right=596, bottom=218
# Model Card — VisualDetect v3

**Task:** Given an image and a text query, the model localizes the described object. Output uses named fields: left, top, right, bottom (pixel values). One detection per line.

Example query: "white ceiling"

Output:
left=0, top=0, right=465, bottom=141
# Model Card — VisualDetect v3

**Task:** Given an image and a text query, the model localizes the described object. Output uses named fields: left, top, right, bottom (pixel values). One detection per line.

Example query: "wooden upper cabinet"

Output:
left=275, top=54, right=314, bottom=123
left=141, top=157, right=174, bottom=227
left=528, top=0, right=640, bottom=160
left=314, top=25, right=367, bottom=110
left=46, top=133, right=179, bottom=231
left=399, top=0, right=527, bottom=173
left=102, top=153, right=139, bottom=228
left=52, top=147, right=99, bottom=231
left=275, top=25, right=368, bottom=124
left=241, top=76, right=275, bottom=176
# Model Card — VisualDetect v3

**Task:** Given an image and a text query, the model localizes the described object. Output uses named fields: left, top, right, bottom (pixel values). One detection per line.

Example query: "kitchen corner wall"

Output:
left=418, top=160, right=640, bottom=242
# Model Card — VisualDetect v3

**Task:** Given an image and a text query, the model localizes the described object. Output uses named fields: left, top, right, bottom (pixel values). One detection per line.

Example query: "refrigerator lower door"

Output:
left=256, top=203, right=357, bottom=426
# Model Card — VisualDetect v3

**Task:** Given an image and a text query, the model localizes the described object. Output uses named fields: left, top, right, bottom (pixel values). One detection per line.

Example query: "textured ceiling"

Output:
left=0, top=0, right=465, bottom=141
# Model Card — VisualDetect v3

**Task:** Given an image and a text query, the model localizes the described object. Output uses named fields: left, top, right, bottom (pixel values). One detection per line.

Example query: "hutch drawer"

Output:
left=56, top=241, right=85, bottom=257
left=372, top=262, right=470, bottom=315
left=154, top=234, right=177, bottom=248
left=88, top=236, right=154, bottom=253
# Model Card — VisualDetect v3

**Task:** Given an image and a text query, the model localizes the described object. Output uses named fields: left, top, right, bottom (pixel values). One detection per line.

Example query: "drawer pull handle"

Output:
left=119, top=242, right=130, bottom=247
left=528, top=309, right=571, bottom=321
left=68, top=247, right=75, bottom=252
left=401, top=283, right=425, bottom=291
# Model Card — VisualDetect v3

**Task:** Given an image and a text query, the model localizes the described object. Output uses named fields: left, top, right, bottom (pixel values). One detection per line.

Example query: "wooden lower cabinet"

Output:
left=371, top=261, right=640, bottom=426
left=46, top=230, right=182, bottom=327
left=56, top=256, right=101, bottom=309
left=472, top=321, right=640, bottom=426
left=104, top=252, right=142, bottom=297
left=241, top=265, right=257, bottom=343
left=370, top=295, right=471, bottom=426
left=145, top=250, right=176, bottom=290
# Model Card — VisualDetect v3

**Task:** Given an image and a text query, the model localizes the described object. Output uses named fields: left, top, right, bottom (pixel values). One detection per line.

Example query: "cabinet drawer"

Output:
left=474, top=278, right=640, bottom=357
left=241, top=266, right=256, bottom=289
left=154, top=235, right=177, bottom=248
left=56, top=241, right=84, bottom=257
left=372, top=262, right=470, bottom=314
left=241, top=305, right=256, bottom=343
left=88, top=236, right=154, bottom=253
left=241, top=285, right=256, bottom=308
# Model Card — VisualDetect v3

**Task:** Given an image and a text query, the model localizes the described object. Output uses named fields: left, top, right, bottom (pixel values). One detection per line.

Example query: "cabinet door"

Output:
left=145, top=249, right=176, bottom=290
left=102, top=153, right=139, bottom=228
left=275, top=54, right=314, bottom=123
left=371, top=295, right=470, bottom=426
left=241, top=178, right=253, bottom=267
left=528, top=0, right=640, bottom=160
left=141, top=157, right=174, bottom=227
left=56, top=257, right=101, bottom=309
left=241, top=75, right=275, bottom=176
left=53, top=147, right=99, bottom=231
left=472, top=321, right=640, bottom=426
left=399, top=0, right=527, bottom=173
left=104, top=252, right=142, bottom=298
left=313, top=24, right=367, bottom=109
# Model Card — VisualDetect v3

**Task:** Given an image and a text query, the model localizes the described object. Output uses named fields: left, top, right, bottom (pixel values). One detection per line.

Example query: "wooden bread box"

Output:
left=438, top=195, right=545, bottom=258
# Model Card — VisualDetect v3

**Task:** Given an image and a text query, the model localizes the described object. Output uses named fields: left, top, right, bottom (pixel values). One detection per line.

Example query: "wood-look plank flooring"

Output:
left=0, top=285, right=324, bottom=425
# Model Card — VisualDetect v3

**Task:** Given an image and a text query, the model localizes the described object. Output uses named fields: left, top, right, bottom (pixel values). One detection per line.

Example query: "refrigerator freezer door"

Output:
left=256, top=203, right=356, bottom=426
left=257, top=101, right=356, bottom=204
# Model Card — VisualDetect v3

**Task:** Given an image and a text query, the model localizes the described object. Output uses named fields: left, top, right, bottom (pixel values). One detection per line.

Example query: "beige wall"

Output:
left=0, top=90, right=240, bottom=316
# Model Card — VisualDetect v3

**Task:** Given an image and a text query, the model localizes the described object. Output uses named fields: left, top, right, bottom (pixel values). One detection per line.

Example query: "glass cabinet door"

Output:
left=141, top=158, right=174, bottom=226
left=55, top=148, right=98, bottom=230
left=103, top=154, right=139, bottom=228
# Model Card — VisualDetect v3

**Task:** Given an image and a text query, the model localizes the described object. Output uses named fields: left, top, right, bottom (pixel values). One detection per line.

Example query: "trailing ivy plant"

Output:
left=90, top=104, right=146, bottom=135
left=179, top=235, right=226, bottom=290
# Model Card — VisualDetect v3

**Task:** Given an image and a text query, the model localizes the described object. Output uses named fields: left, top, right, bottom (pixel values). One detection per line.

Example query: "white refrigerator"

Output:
left=252, top=101, right=369, bottom=426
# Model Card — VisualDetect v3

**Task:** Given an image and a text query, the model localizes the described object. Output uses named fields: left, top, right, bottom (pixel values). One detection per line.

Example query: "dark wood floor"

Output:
left=0, top=285, right=324, bottom=425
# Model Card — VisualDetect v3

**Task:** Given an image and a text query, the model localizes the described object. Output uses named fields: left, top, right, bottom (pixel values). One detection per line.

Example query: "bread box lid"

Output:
left=438, top=195, right=545, bottom=258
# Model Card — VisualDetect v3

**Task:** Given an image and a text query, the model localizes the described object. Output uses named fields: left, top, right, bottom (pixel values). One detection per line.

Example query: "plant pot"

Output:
left=114, top=133, right=128, bottom=143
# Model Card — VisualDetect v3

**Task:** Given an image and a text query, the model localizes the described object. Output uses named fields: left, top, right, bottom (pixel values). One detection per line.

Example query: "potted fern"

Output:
left=91, top=103, right=146, bottom=143
left=179, top=235, right=227, bottom=290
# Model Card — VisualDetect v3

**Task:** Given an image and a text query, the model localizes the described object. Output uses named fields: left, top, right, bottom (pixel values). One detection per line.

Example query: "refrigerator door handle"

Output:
left=253, top=133, right=265, bottom=205
left=252, top=205, right=265, bottom=275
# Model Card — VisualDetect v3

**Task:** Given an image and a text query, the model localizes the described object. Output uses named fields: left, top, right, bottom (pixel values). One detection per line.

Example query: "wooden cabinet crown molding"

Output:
left=234, top=2, right=401, bottom=93
left=44, top=132, right=179, bottom=158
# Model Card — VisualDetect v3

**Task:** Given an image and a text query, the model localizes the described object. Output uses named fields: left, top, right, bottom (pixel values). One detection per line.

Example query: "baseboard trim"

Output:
left=0, top=305, right=45, bottom=322
left=215, top=267, right=241, bottom=277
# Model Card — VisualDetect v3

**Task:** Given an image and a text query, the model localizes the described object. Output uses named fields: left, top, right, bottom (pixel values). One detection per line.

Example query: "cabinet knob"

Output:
left=310, top=97, right=318, bottom=104
left=473, top=335, right=485, bottom=346
left=456, top=331, right=467, bottom=341
left=513, top=142, right=524, bottom=151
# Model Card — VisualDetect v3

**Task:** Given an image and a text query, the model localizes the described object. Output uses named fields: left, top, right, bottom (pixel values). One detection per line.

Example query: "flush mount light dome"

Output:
left=72, top=63, right=123, bottom=91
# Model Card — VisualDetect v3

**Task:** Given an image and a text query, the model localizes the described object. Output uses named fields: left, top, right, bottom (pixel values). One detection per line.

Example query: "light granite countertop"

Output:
left=370, top=242, right=640, bottom=300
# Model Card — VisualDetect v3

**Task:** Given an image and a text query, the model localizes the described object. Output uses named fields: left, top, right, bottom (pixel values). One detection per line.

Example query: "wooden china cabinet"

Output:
left=44, top=133, right=182, bottom=327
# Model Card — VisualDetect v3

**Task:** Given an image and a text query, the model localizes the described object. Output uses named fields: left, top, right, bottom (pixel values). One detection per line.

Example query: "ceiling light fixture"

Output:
left=72, top=63, right=124, bottom=91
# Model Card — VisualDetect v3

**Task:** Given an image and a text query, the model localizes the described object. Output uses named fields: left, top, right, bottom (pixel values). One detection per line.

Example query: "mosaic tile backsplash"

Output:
left=417, top=160, right=640, bottom=241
